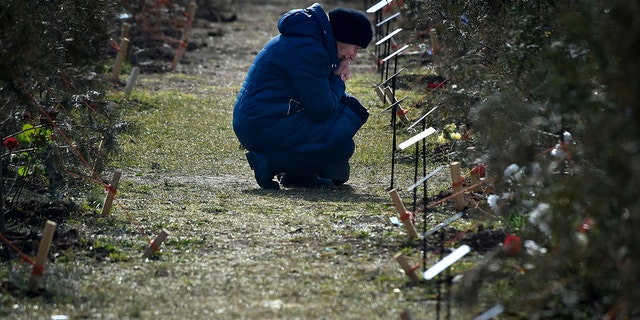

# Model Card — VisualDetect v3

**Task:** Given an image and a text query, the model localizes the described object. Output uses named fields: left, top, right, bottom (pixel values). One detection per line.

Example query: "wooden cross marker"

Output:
left=394, top=252, right=421, bottom=282
left=384, top=87, right=409, bottom=123
left=28, top=220, right=57, bottom=292
left=374, top=86, right=387, bottom=104
left=143, top=229, right=171, bottom=259
left=124, top=67, right=140, bottom=97
left=374, top=85, right=409, bottom=123
left=111, top=38, right=129, bottom=82
left=375, top=68, right=409, bottom=122
left=102, top=171, right=122, bottom=216
left=111, top=23, right=130, bottom=82
left=389, top=189, right=418, bottom=238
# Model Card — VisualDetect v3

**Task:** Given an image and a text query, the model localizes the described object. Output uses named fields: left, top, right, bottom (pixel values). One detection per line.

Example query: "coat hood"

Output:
left=277, top=3, right=339, bottom=69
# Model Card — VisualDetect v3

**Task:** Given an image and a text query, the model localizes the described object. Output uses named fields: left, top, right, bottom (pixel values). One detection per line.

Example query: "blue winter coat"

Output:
left=232, top=3, right=368, bottom=167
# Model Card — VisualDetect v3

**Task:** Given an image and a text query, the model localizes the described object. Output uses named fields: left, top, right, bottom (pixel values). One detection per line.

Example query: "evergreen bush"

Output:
left=408, top=0, right=639, bottom=316
left=1, top=0, right=118, bottom=231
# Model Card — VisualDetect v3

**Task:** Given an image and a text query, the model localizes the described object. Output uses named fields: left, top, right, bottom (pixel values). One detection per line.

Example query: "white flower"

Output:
left=503, top=164, right=519, bottom=177
left=487, top=194, right=500, bottom=212
left=528, top=203, right=551, bottom=236
left=563, top=131, right=573, bottom=143
left=524, top=240, right=547, bottom=255
left=550, top=144, right=565, bottom=158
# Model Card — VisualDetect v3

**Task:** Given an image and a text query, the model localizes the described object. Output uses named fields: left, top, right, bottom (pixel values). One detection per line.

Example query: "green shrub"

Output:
left=1, top=0, right=118, bottom=230
left=407, top=0, right=639, bottom=316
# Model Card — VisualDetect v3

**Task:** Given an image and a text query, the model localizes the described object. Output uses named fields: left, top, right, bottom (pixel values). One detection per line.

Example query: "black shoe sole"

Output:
left=246, top=152, right=279, bottom=190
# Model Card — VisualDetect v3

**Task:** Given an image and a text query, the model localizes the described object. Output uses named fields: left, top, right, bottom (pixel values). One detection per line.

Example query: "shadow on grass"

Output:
left=241, top=184, right=388, bottom=204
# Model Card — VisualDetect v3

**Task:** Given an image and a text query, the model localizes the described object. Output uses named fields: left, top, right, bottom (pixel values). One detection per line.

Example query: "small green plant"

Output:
left=354, top=230, right=372, bottom=239
left=1, top=124, right=55, bottom=225
left=506, top=210, right=527, bottom=231
left=92, top=239, right=129, bottom=262
left=83, top=186, right=108, bottom=212
left=108, top=251, right=129, bottom=262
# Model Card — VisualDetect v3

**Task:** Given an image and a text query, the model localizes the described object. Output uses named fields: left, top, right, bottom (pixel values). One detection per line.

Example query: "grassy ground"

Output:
left=1, top=1, right=498, bottom=319
left=2, top=81, right=470, bottom=319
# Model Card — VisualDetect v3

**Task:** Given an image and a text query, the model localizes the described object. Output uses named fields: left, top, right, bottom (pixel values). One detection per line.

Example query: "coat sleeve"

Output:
left=284, top=46, right=345, bottom=123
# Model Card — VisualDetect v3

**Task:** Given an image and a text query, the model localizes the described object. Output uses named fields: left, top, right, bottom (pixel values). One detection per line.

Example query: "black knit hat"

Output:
left=329, top=8, right=373, bottom=48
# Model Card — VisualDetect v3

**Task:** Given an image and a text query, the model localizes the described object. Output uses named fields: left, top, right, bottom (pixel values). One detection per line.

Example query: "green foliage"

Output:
left=409, top=0, right=640, bottom=317
left=83, top=185, right=107, bottom=212
left=505, top=210, right=526, bottom=231
left=1, top=0, right=119, bottom=229
left=92, top=239, right=129, bottom=262
left=0, top=0, right=118, bottom=80
left=16, top=124, right=52, bottom=147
